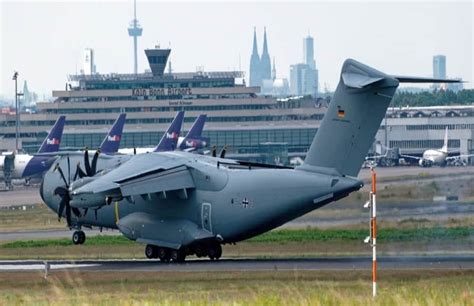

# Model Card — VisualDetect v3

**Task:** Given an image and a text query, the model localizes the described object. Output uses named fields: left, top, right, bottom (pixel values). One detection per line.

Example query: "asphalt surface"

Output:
left=0, top=256, right=473, bottom=272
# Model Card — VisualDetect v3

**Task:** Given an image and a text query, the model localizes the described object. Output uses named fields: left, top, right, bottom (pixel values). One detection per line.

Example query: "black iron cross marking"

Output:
left=242, top=198, right=250, bottom=208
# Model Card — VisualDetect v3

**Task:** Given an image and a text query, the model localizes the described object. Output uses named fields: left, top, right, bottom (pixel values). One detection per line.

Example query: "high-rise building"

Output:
left=290, top=64, right=317, bottom=96
left=303, top=35, right=316, bottom=69
left=289, top=35, right=318, bottom=96
left=433, top=55, right=446, bottom=79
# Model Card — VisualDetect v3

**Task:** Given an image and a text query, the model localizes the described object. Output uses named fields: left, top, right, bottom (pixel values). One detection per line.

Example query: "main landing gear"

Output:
left=72, top=230, right=86, bottom=245
left=145, top=241, right=222, bottom=263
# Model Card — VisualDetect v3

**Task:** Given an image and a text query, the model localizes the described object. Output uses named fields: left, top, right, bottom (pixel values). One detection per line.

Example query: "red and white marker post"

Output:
left=364, top=166, right=377, bottom=297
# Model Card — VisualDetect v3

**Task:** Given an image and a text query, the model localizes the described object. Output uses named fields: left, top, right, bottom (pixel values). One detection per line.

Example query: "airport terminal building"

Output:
left=0, top=48, right=473, bottom=165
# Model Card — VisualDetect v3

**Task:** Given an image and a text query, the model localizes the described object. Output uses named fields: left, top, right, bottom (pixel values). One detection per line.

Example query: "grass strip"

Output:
left=249, top=226, right=474, bottom=243
left=2, top=226, right=473, bottom=249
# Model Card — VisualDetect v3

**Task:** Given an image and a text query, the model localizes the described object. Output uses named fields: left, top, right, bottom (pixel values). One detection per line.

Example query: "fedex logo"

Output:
left=166, top=132, right=179, bottom=140
left=107, top=135, right=121, bottom=142
left=46, top=138, right=60, bottom=145
left=185, top=139, right=206, bottom=148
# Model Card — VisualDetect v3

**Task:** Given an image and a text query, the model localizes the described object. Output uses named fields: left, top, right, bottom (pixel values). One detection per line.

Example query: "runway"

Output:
left=1, top=256, right=473, bottom=272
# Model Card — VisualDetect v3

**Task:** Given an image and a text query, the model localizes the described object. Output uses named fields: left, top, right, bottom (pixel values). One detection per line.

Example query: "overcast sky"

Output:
left=0, top=0, right=472, bottom=97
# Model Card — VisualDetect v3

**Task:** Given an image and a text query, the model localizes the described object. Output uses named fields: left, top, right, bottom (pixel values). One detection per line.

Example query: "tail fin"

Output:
left=37, top=116, right=66, bottom=153
left=186, top=115, right=207, bottom=139
left=299, top=59, right=399, bottom=177
left=179, top=114, right=207, bottom=150
left=440, top=126, right=448, bottom=153
left=99, top=113, right=126, bottom=154
left=154, top=111, right=185, bottom=152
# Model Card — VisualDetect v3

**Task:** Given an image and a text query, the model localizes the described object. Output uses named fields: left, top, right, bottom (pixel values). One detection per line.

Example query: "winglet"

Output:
left=100, top=113, right=127, bottom=154
left=37, top=116, right=66, bottom=153
left=154, top=111, right=185, bottom=152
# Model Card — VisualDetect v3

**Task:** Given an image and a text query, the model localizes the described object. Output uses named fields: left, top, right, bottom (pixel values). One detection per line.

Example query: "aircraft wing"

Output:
left=446, top=154, right=474, bottom=161
left=399, top=154, right=421, bottom=161
left=116, top=165, right=195, bottom=198
left=69, top=153, right=196, bottom=208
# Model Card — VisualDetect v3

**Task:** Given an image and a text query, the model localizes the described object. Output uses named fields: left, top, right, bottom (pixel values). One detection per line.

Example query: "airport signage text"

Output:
left=132, top=88, right=193, bottom=96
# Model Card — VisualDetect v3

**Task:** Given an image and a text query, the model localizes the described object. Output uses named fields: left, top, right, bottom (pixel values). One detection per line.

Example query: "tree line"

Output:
left=392, top=89, right=474, bottom=107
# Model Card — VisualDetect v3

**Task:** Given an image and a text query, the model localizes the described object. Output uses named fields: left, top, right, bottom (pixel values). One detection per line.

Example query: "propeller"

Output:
left=73, top=147, right=101, bottom=180
left=54, top=147, right=102, bottom=227
left=53, top=157, right=81, bottom=227
left=211, top=146, right=217, bottom=157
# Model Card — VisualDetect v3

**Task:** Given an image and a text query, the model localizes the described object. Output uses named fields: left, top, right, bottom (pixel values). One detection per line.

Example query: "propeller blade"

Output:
left=67, top=155, right=71, bottom=186
left=54, top=164, right=68, bottom=188
left=91, top=149, right=101, bottom=176
left=84, top=148, right=92, bottom=176
left=212, top=146, right=217, bottom=157
left=133, top=147, right=137, bottom=155
left=57, top=196, right=68, bottom=221
left=54, top=186, right=68, bottom=197
left=65, top=205, right=72, bottom=227
left=72, top=207, right=82, bottom=217
left=220, top=146, right=227, bottom=159
left=74, top=163, right=87, bottom=181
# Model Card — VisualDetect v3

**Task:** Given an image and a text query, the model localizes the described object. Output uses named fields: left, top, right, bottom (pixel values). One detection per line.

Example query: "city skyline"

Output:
left=0, top=1, right=472, bottom=98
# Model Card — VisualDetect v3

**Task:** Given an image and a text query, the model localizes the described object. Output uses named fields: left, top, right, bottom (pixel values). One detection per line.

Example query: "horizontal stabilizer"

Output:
left=342, top=73, right=384, bottom=89
left=392, top=76, right=463, bottom=83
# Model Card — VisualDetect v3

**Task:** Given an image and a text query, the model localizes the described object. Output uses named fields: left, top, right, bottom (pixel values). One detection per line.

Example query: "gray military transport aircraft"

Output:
left=40, top=59, right=458, bottom=262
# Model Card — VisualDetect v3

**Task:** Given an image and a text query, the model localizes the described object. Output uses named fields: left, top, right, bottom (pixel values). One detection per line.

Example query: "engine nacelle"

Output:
left=419, top=159, right=433, bottom=167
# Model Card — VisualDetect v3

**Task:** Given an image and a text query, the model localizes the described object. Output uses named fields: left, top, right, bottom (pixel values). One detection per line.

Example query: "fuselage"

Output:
left=118, top=137, right=209, bottom=155
left=40, top=151, right=361, bottom=244
left=420, top=149, right=447, bottom=167
left=0, top=153, right=55, bottom=179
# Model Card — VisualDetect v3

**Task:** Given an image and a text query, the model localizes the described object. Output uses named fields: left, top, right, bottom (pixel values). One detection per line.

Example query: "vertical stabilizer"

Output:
left=37, top=116, right=66, bottom=153
left=186, top=114, right=207, bottom=139
left=299, top=59, right=399, bottom=177
left=154, top=111, right=185, bottom=152
left=440, top=126, right=449, bottom=153
left=179, top=114, right=207, bottom=150
left=100, top=113, right=127, bottom=154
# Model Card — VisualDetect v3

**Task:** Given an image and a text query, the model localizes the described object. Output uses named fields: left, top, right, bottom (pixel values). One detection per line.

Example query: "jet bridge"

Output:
left=0, top=153, right=15, bottom=190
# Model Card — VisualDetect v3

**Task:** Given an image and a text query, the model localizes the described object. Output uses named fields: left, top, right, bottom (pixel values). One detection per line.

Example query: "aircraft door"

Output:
left=201, top=203, right=212, bottom=233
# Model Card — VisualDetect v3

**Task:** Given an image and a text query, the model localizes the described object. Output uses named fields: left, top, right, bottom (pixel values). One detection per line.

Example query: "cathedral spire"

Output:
left=260, top=27, right=272, bottom=82
left=252, top=27, right=259, bottom=56
left=262, top=27, right=269, bottom=55
left=249, top=27, right=262, bottom=87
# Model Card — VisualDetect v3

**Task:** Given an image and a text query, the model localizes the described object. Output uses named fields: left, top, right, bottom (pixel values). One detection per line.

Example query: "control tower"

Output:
left=128, top=0, right=143, bottom=74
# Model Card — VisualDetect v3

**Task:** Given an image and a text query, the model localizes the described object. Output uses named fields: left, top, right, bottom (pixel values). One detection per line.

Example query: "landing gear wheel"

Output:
left=170, top=248, right=186, bottom=263
left=208, top=243, right=222, bottom=261
left=195, top=245, right=206, bottom=258
left=79, top=231, right=86, bottom=244
left=158, top=247, right=171, bottom=263
left=72, top=230, right=85, bottom=245
left=145, top=244, right=158, bottom=259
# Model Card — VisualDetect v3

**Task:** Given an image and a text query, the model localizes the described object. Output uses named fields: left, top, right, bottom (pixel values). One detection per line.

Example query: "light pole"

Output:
left=12, top=72, right=23, bottom=153
left=12, top=72, right=19, bottom=152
